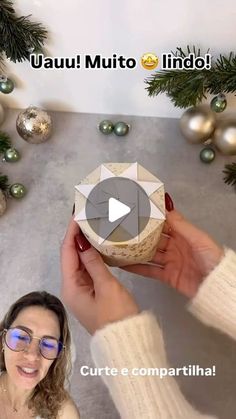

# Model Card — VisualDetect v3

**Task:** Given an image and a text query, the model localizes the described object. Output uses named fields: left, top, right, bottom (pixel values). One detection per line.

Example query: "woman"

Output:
left=0, top=291, right=80, bottom=419
left=61, top=193, right=236, bottom=418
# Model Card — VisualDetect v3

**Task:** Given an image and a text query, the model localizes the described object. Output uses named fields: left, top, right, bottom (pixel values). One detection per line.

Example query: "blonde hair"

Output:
left=0, top=291, right=72, bottom=419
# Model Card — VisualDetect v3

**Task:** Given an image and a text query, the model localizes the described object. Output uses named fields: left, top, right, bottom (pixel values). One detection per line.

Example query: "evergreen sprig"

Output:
left=145, top=46, right=236, bottom=108
left=0, top=0, right=47, bottom=63
left=223, top=163, right=236, bottom=191
left=0, top=130, right=11, bottom=152
left=0, top=172, right=9, bottom=191
left=0, top=52, right=4, bottom=69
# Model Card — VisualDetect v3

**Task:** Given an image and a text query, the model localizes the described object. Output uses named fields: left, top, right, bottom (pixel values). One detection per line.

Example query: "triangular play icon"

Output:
left=108, top=198, right=131, bottom=223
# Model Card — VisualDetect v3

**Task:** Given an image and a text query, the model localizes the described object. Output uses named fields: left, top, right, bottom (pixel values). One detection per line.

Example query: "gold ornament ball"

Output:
left=0, top=189, right=7, bottom=216
left=180, top=105, right=216, bottom=144
left=16, top=106, right=52, bottom=144
left=212, top=120, right=236, bottom=155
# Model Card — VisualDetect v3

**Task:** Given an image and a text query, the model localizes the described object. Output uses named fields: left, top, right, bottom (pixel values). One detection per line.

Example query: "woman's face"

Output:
left=3, top=306, right=61, bottom=390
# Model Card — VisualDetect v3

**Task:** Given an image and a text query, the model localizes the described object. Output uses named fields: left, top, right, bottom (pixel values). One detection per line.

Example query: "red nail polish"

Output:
left=165, top=192, right=174, bottom=212
left=75, top=231, right=91, bottom=252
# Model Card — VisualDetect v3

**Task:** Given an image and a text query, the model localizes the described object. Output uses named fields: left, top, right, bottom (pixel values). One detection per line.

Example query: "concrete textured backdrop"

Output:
left=0, top=109, right=236, bottom=418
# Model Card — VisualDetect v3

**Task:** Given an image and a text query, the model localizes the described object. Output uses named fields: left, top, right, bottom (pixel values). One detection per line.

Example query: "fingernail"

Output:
left=72, top=203, right=75, bottom=215
left=165, top=192, right=174, bottom=212
left=75, top=230, right=91, bottom=252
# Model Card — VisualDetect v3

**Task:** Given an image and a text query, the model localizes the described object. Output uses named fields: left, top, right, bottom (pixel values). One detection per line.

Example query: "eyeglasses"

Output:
left=1, top=327, right=65, bottom=360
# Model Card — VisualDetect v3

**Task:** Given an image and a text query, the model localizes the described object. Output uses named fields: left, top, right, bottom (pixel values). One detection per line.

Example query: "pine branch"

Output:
left=223, top=163, right=236, bottom=191
left=146, top=69, right=207, bottom=108
left=145, top=46, right=236, bottom=108
left=0, top=0, right=48, bottom=63
left=206, top=53, right=236, bottom=94
left=0, top=131, right=11, bottom=152
left=0, top=172, right=9, bottom=191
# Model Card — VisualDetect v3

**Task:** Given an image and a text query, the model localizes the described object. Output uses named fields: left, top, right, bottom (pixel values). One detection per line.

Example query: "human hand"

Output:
left=123, top=193, right=224, bottom=298
left=60, top=218, right=139, bottom=334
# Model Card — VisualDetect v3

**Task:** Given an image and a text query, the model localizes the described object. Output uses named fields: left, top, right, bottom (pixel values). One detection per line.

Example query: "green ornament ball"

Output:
left=200, top=147, right=216, bottom=163
left=3, top=148, right=20, bottom=163
left=10, top=183, right=27, bottom=199
left=0, top=78, right=14, bottom=94
left=212, top=120, right=236, bottom=155
left=210, top=94, right=227, bottom=113
left=113, top=121, right=130, bottom=136
left=99, top=120, right=114, bottom=135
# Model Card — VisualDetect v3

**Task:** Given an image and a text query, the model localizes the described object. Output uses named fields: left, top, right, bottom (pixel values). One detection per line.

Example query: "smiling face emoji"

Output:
left=141, top=53, right=158, bottom=70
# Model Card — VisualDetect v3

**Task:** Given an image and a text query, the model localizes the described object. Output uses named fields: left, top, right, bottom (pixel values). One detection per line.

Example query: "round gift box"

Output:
left=74, top=163, right=166, bottom=267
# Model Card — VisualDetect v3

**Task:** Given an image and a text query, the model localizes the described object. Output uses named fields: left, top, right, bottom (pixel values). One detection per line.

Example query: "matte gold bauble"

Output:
left=212, top=120, right=236, bottom=155
left=180, top=105, right=216, bottom=144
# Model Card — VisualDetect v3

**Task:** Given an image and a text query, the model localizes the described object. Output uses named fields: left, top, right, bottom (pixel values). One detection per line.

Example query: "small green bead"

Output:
left=0, top=78, right=14, bottom=94
left=113, top=121, right=130, bottom=136
left=99, top=120, right=114, bottom=135
left=10, top=183, right=27, bottom=199
left=200, top=147, right=216, bottom=163
left=210, top=95, right=227, bottom=113
left=4, top=148, right=20, bottom=162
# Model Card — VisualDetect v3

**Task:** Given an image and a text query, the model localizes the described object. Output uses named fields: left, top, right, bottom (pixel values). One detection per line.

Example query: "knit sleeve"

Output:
left=187, top=248, right=236, bottom=340
left=90, top=312, right=216, bottom=419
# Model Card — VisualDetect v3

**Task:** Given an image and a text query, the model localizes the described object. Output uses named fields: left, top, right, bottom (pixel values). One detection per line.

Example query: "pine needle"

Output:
left=223, top=163, right=236, bottom=191
left=0, top=172, right=9, bottom=191
left=0, top=131, right=11, bottom=153
left=0, top=0, right=48, bottom=63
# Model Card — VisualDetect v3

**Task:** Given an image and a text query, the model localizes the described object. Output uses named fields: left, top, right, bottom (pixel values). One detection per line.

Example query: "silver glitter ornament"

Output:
left=180, top=105, right=216, bottom=144
left=16, top=106, right=52, bottom=144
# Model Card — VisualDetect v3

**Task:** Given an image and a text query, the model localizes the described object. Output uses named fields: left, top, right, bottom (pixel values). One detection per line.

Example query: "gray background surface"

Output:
left=1, top=109, right=236, bottom=418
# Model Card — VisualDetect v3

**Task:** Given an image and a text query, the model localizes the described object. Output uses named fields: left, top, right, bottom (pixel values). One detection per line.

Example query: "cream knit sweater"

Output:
left=90, top=248, right=236, bottom=419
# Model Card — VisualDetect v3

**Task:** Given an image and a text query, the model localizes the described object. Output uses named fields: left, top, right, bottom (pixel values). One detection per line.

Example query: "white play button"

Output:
left=108, top=197, right=131, bottom=223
